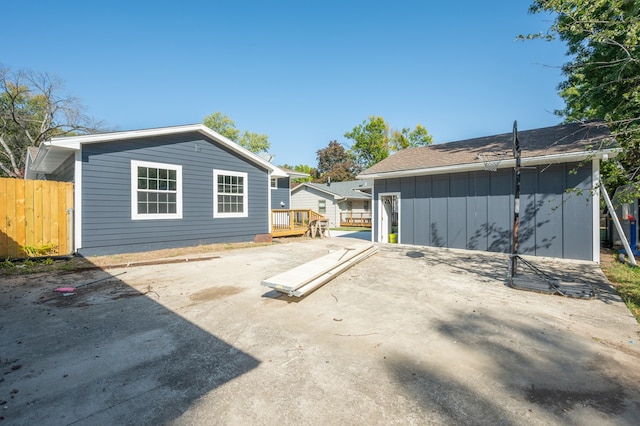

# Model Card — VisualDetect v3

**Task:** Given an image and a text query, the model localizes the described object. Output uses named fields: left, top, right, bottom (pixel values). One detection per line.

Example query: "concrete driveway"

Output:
left=1, top=237, right=639, bottom=425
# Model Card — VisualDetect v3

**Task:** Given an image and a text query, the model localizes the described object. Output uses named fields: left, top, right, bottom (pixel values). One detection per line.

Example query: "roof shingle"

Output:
left=360, top=121, right=616, bottom=176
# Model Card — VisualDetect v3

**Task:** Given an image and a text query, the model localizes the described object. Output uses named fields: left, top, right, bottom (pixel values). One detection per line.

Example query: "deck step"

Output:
left=261, top=244, right=377, bottom=297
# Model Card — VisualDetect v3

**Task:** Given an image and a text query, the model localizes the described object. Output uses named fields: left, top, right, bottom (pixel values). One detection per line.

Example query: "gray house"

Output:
left=291, top=180, right=372, bottom=227
left=358, top=122, right=620, bottom=262
left=26, top=124, right=291, bottom=255
left=270, top=167, right=308, bottom=210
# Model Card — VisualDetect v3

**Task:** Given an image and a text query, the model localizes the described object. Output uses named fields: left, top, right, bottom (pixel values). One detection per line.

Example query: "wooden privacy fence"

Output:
left=0, top=178, right=74, bottom=258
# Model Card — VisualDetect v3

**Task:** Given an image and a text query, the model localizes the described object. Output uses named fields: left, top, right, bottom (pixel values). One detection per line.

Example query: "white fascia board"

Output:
left=49, top=124, right=288, bottom=177
left=30, top=143, right=52, bottom=172
left=357, top=148, right=621, bottom=180
left=284, top=170, right=310, bottom=178
left=49, top=124, right=206, bottom=148
left=30, top=142, right=77, bottom=173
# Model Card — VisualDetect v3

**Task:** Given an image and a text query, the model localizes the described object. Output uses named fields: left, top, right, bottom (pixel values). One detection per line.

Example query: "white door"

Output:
left=378, top=193, right=400, bottom=243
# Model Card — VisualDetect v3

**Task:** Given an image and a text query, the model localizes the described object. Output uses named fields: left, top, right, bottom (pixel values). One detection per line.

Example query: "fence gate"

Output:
left=0, top=178, right=74, bottom=258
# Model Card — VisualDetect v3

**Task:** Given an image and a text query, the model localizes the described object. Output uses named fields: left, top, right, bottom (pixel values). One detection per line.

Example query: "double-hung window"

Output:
left=214, top=170, right=248, bottom=218
left=318, top=200, right=326, bottom=214
left=131, top=160, right=182, bottom=220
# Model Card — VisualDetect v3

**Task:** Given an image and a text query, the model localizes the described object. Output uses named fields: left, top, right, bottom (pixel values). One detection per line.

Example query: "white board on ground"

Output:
left=261, top=244, right=376, bottom=297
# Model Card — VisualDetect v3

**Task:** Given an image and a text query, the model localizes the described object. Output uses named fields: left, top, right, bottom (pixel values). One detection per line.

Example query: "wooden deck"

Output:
left=272, top=209, right=327, bottom=237
left=340, top=212, right=372, bottom=228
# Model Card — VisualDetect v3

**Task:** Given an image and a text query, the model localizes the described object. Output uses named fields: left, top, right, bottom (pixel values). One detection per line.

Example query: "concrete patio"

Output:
left=1, top=237, right=639, bottom=425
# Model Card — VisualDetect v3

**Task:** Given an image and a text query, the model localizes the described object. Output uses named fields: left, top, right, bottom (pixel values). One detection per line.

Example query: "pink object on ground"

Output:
left=54, top=287, right=76, bottom=293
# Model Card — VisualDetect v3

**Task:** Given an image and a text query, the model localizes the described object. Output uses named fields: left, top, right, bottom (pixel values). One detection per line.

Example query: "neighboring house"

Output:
left=24, top=146, right=40, bottom=179
left=291, top=180, right=372, bottom=227
left=358, top=121, right=620, bottom=262
left=271, top=168, right=308, bottom=210
left=25, top=124, right=292, bottom=255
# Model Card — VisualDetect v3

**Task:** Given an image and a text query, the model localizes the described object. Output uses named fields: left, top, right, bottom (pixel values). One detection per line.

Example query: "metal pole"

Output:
left=511, top=121, right=521, bottom=277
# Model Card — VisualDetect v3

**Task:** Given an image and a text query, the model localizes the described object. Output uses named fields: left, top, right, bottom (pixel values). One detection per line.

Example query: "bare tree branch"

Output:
left=0, top=63, right=104, bottom=178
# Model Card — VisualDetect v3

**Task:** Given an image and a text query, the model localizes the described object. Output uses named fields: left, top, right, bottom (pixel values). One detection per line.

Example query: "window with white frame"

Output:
left=318, top=199, right=326, bottom=214
left=131, top=160, right=182, bottom=220
left=214, top=170, right=248, bottom=218
left=270, top=177, right=278, bottom=189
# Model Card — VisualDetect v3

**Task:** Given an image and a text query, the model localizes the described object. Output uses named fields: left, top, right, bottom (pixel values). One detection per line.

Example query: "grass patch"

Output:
left=331, top=227, right=372, bottom=232
left=600, top=254, right=640, bottom=323
left=0, top=256, right=84, bottom=275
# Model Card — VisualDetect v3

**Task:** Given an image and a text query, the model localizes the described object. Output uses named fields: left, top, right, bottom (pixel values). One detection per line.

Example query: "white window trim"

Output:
left=214, top=169, right=248, bottom=218
left=318, top=199, right=326, bottom=214
left=131, top=160, right=183, bottom=220
left=270, top=177, right=278, bottom=189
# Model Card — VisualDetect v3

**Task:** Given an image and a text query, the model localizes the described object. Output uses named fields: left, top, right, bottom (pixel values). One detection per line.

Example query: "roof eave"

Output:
left=357, top=148, right=622, bottom=180
left=292, top=183, right=342, bottom=199
left=44, top=124, right=288, bottom=177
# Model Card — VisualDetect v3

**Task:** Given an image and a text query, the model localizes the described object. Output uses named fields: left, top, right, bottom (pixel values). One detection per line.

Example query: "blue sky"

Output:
left=4, top=1, right=567, bottom=167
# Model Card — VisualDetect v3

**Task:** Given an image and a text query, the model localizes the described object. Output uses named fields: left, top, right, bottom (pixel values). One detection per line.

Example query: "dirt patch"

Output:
left=85, top=241, right=274, bottom=268
left=189, top=286, right=244, bottom=302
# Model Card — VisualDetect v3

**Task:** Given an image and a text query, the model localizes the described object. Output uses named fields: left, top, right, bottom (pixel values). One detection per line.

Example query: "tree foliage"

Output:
left=203, top=111, right=240, bottom=141
left=0, top=64, right=101, bottom=178
left=203, top=111, right=270, bottom=154
left=315, top=140, right=357, bottom=183
left=344, top=116, right=433, bottom=171
left=279, top=163, right=316, bottom=182
left=524, top=0, right=640, bottom=195
left=391, top=124, right=434, bottom=150
left=344, top=116, right=391, bottom=171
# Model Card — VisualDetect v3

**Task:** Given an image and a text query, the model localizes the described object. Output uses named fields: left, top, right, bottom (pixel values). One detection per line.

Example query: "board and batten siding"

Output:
left=374, top=162, right=594, bottom=261
left=79, top=132, right=270, bottom=255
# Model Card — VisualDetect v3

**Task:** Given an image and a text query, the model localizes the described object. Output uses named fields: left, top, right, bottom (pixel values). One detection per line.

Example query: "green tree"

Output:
left=344, top=116, right=392, bottom=171
left=345, top=116, right=433, bottom=171
left=391, top=124, right=434, bottom=150
left=203, top=112, right=270, bottom=154
left=0, top=64, right=102, bottom=178
left=239, top=131, right=270, bottom=154
left=523, top=0, right=640, bottom=196
left=279, top=163, right=315, bottom=182
left=203, top=111, right=240, bottom=141
left=315, top=140, right=356, bottom=183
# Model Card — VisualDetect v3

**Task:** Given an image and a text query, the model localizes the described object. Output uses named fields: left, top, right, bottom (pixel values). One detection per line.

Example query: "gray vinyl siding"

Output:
left=79, top=132, right=270, bottom=255
left=271, top=177, right=290, bottom=209
left=291, top=187, right=339, bottom=226
left=374, top=162, right=593, bottom=261
left=47, top=154, right=75, bottom=182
